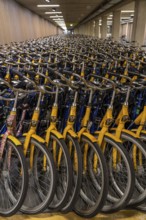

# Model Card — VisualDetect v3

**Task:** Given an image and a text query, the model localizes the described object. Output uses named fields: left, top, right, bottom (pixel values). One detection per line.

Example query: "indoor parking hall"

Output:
left=0, top=0, right=146, bottom=220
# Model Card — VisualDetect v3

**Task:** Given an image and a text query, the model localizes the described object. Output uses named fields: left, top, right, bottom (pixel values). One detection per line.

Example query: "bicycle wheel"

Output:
left=94, top=135, right=135, bottom=213
left=136, top=133, right=146, bottom=211
left=18, top=137, right=56, bottom=214
left=61, top=134, right=82, bottom=213
left=74, top=135, right=108, bottom=218
left=120, top=132, right=146, bottom=207
left=47, top=133, right=73, bottom=211
left=0, top=138, right=28, bottom=217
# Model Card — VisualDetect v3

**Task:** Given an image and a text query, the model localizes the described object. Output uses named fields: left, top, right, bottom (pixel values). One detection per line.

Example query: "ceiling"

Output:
left=15, top=0, right=106, bottom=29
left=118, top=1, right=134, bottom=10
left=15, top=0, right=135, bottom=30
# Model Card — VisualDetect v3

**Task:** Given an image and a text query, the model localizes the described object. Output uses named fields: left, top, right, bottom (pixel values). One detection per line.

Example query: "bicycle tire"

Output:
left=0, top=138, right=28, bottom=217
left=74, top=135, right=108, bottom=218
left=136, top=133, right=146, bottom=211
left=96, top=135, right=135, bottom=213
left=19, top=137, right=56, bottom=214
left=47, top=133, right=73, bottom=211
left=61, top=134, right=82, bottom=213
left=120, top=132, right=146, bottom=207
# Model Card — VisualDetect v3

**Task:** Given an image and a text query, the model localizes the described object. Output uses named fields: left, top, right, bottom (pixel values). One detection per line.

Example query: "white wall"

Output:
left=0, top=0, right=62, bottom=44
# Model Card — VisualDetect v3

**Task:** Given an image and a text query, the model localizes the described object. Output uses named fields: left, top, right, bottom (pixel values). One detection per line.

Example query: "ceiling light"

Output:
left=52, top=8, right=56, bottom=12
left=53, top=19, right=64, bottom=21
left=121, top=10, right=134, bottom=13
left=121, top=17, right=131, bottom=20
left=70, top=24, right=73, bottom=26
left=50, top=15, right=63, bottom=18
left=109, top=14, right=113, bottom=17
left=53, top=18, right=64, bottom=20
left=45, top=0, right=51, bottom=2
left=38, top=5, right=60, bottom=7
left=53, top=20, right=64, bottom=22
left=55, top=20, right=64, bottom=22
left=45, top=12, right=62, bottom=14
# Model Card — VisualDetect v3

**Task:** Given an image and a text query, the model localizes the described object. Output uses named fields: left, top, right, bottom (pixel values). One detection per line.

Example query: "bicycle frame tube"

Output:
left=0, top=91, right=20, bottom=169
left=45, top=86, right=64, bottom=167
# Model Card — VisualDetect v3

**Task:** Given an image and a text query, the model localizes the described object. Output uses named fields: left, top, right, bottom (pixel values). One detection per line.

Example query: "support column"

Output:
left=132, top=0, right=146, bottom=45
left=80, top=26, right=83, bottom=35
left=83, top=24, right=87, bottom=35
left=86, top=22, right=90, bottom=35
left=82, top=24, right=85, bottom=35
left=112, top=10, right=121, bottom=41
left=95, top=18, right=100, bottom=38
left=91, top=20, right=95, bottom=37
left=101, top=16, right=107, bottom=39
left=85, top=23, right=88, bottom=35
left=88, top=21, right=93, bottom=36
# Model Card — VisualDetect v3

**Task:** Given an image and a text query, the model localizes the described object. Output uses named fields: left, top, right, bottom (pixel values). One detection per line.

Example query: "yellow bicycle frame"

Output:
left=95, top=106, right=122, bottom=169
left=132, top=105, right=146, bottom=168
left=23, top=109, right=46, bottom=169
left=113, top=103, right=142, bottom=170
left=63, top=105, right=78, bottom=171
left=45, top=105, right=63, bottom=167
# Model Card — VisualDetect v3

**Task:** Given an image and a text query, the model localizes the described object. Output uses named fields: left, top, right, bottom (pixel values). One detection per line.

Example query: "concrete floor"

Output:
left=1, top=210, right=146, bottom=220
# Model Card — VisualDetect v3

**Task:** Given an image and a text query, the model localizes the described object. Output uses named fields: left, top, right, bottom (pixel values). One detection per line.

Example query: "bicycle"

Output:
left=0, top=77, right=28, bottom=216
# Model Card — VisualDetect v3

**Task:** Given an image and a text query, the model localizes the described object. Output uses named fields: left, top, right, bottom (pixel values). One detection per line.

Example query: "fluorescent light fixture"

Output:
left=55, top=21, right=64, bottom=22
left=53, top=20, right=64, bottom=22
left=56, top=22, right=65, bottom=24
left=53, top=17, right=64, bottom=19
left=55, top=19, right=67, bottom=31
left=45, top=0, right=50, bottom=2
left=45, top=12, right=62, bottom=14
left=121, top=17, right=131, bottom=19
left=50, top=15, right=63, bottom=18
left=53, top=18, right=64, bottom=20
left=109, top=14, right=113, bottom=17
left=70, top=24, right=73, bottom=26
left=121, top=10, right=134, bottom=13
left=38, top=5, right=60, bottom=7
left=54, top=20, right=64, bottom=22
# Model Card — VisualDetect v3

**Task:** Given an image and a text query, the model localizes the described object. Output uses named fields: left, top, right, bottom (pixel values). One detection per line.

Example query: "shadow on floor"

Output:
left=0, top=210, right=145, bottom=220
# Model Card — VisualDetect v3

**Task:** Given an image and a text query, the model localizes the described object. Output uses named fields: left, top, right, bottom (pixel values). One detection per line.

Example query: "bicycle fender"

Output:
left=121, top=129, right=139, bottom=138
left=136, top=130, right=146, bottom=136
left=104, top=132, right=122, bottom=143
left=131, top=130, right=146, bottom=138
left=51, top=130, right=63, bottom=139
left=94, top=131, right=122, bottom=143
left=81, top=132, right=97, bottom=143
left=31, top=134, right=46, bottom=143
left=67, top=130, right=78, bottom=138
left=23, top=133, right=46, bottom=143
left=7, top=135, right=22, bottom=146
